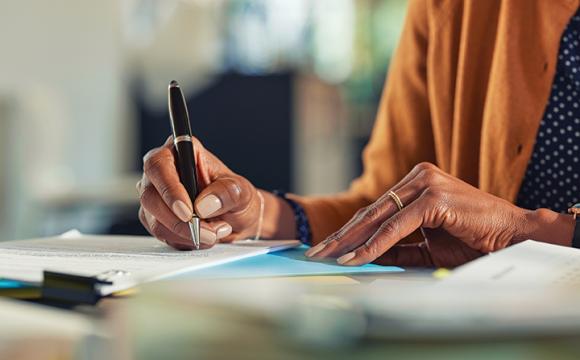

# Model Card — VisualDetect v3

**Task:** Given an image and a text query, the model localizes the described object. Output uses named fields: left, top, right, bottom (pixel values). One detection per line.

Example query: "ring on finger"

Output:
left=387, top=191, right=404, bottom=211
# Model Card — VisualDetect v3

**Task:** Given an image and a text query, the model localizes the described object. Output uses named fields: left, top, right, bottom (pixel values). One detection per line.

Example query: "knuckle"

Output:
left=417, top=168, right=439, bottom=185
left=378, top=220, right=399, bottom=239
left=222, top=177, right=245, bottom=203
left=143, top=147, right=161, bottom=167
left=323, top=231, right=343, bottom=245
left=361, top=221, right=399, bottom=259
left=352, top=207, right=368, bottom=223
left=148, top=218, right=162, bottom=235
left=139, top=183, right=157, bottom=205
left=353, top=207, right=365, bottom=218
left=325, top=223, right=355, bottom=245
left=413, top=162, right=436, bottom=173
left=363, top=204, right=383, bottom=223
left=362, top=239, right=381, bottom=259
left=143, top=147, right=172, bottom=173
left=420, top=170, right=435, bottom=185
left=159, top=182, right=182, bottom=202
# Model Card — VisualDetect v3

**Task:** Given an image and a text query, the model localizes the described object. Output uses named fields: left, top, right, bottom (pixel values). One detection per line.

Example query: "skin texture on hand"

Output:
left=306, top=162, right=575, bottom=268
left=137, top=136, right=296, bottom=250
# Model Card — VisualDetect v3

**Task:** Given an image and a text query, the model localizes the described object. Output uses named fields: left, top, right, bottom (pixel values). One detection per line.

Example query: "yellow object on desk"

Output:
left=270, top=276, right=360, bottom=285
left=432, top=268, right=451, bottom=279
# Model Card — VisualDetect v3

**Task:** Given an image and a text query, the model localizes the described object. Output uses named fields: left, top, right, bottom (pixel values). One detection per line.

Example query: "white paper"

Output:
left=440, top=240, right=580, bottom=286
left=365, top=241, right=580, bottom=338
left=0, top=234, right=299, bottom=295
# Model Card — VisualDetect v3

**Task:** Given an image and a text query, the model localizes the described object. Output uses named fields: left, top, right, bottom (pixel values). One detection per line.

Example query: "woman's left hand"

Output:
left=306, top=162, right=541, bottom=267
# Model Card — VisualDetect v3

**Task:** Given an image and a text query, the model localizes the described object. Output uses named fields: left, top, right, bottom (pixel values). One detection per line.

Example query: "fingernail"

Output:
left=172, top=200, right=193, bottom=222
left=200, top=228, right=217, bottom=245
left=216, top=224, right=232, bottom=239
left=337, top=252, right=356, bottom=265
left=196, top=194, right=222, bottom=218
left=305, top=242, right=327, bottom=257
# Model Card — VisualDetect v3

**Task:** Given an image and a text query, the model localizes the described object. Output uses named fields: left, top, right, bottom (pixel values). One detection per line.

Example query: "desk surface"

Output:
left=6, top=247, right=580, bottom=360
left=97, top=270, right=580, bottom=360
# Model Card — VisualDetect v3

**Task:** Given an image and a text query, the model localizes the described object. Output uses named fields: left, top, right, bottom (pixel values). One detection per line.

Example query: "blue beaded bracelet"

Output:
left=273, top=191, right=312, bottom=245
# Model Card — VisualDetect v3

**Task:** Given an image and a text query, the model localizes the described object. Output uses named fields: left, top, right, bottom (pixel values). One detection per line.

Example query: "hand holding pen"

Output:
left=137, top=81, right=297, bottom=250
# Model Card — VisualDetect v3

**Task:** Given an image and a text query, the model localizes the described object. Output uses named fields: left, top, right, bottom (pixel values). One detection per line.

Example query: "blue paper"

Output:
left=0, top=279, right=31, bottom=289
left=181, top=245, right=403, bottom=279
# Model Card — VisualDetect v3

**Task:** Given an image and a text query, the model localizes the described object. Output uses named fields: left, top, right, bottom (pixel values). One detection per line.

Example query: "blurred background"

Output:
left=0, top=0, right=407, bottom=241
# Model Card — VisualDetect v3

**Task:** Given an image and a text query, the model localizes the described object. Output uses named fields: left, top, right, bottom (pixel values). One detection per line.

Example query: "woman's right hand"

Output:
left=137, top=136, right=267, bottom=250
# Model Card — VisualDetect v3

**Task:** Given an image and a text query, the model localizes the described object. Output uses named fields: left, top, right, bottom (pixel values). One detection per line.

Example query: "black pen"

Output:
left=168, top=80, right=200, bottom=249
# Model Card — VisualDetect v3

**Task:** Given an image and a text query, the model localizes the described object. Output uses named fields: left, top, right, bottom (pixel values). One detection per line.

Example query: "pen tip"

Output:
left=169, top=80, right=179, bottom=88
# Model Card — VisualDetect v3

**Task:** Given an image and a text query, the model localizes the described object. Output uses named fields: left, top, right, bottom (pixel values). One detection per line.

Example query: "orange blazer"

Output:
left=293, top=0, right=580, bottom=244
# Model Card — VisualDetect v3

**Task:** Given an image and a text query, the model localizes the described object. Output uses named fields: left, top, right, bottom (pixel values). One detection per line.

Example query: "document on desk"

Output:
left=439, top=240, right=580, bottom=286
left=0, top=233, right=300, bottom=295
left=364, top=241, right=580, bottom=339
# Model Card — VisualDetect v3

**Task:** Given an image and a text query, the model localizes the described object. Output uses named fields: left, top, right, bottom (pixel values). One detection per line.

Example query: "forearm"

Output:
left=518, top=208, right=575, bottom=247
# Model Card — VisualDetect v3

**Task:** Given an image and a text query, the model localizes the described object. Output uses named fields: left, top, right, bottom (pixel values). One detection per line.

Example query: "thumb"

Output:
left=194, top=175, right=255, bottom=219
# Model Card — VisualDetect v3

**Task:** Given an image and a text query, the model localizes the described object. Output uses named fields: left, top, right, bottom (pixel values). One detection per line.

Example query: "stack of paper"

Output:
left=0, top=233, right=299, bottom=295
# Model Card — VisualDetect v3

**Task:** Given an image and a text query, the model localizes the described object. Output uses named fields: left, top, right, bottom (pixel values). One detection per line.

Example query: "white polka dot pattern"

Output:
left=517, top=10, right=580, bottom=212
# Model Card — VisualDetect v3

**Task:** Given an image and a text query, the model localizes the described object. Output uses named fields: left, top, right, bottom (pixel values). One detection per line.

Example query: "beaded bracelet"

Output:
left=273, top=191, right=312, bottom=245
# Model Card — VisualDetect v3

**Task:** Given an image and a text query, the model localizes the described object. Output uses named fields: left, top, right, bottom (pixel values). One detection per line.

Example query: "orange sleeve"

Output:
left=291, top=0, right=435, bottom=244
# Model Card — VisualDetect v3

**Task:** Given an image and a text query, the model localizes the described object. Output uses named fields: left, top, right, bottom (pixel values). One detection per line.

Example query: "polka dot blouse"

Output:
left=517, top=9, right=580, bottom=213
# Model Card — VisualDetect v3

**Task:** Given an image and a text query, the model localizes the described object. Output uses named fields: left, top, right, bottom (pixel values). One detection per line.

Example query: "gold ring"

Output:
left=387, top=191, right=404, bottom=211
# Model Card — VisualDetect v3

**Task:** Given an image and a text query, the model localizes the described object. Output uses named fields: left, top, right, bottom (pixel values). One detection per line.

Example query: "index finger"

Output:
left=143, top=137, right=193, bottom=223
left=307, top=163, right=438, bottom=259
left=309, top=179, right=425, bottom=260
left=337, top=192, right=427, bottom=266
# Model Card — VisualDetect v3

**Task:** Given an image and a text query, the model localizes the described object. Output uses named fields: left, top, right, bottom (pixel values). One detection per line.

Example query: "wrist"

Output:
left=517, top=208, right=575, bottom=247
left=259, top=191, right=297, bottom=239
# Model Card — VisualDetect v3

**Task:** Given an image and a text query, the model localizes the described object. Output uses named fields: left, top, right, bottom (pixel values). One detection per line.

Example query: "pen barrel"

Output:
left=174, top=140, right=199, bottom=202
